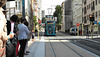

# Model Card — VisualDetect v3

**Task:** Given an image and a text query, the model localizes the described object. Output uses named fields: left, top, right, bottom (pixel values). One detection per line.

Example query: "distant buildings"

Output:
left=33, top=0, right=42, bottom=22
left=42, top=10, right=45, bottom=18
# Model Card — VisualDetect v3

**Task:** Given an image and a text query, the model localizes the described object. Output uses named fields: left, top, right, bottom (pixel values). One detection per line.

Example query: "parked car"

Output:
left=69, top=27, right=77, bottom=35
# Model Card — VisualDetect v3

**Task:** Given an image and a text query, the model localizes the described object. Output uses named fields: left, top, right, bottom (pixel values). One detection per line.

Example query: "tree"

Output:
left=42, top=17, right=46, bottom=23
left=53, top=5, right=62, bottom=31
left=53, top=5, right=62, bottom=24
left=58, top=13, right=62, bottom=24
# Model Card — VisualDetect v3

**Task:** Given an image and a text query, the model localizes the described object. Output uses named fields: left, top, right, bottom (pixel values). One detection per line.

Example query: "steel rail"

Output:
left=59, top=40, right=83, bottom=57
left=48, top=38, right=56, bottom=57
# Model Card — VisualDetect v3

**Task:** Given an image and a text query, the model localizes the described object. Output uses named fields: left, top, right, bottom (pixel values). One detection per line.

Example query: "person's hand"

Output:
left=9, top=33, right=15, bottom=38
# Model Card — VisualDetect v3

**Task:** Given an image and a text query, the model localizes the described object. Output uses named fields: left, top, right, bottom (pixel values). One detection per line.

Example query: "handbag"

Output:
left=6, top=40, right=15, bottom=56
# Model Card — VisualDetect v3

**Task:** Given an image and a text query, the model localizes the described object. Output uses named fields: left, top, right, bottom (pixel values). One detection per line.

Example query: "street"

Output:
left=24, top=30, right=100, bottom=57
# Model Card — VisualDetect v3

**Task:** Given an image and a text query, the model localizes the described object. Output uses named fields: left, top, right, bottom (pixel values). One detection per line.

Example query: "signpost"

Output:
left=98, top=22, right=100, bottom=25
left=94, top=21, right=97, bottom=24
left=76, top=23, right=80, bottom=27
left=76, top=23, right=80, bottom=36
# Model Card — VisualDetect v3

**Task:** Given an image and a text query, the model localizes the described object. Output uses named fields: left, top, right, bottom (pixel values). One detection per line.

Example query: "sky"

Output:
left=42, top=0, right=65, bottom=15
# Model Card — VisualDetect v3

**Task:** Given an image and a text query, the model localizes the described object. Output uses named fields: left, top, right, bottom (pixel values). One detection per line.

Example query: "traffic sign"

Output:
left=76, top=23, right=80, bottom=27
left=39, top=20, right=41, bottom=24
left=98, top=22, right=100, bottom=25
left=94, top=21, right=97, bottom=24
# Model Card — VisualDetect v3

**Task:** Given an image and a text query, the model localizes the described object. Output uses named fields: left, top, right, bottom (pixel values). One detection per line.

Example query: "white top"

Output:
left=0, top=7, right=7, bottom=48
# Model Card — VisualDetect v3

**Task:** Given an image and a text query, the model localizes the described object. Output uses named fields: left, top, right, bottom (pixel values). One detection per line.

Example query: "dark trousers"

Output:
left=19, top=39, right=27, bottom=57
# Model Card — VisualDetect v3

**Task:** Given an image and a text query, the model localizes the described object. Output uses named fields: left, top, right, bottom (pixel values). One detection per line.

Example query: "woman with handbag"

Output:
left=0, top=0, right=14, bottom=57
left=6, top=14, right=18, bottom=57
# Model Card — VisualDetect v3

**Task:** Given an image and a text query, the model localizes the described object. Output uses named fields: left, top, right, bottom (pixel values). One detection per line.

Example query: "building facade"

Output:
left=83, top=0, right=100, bottom=34
left=37, top=0, right=42, bottom=20
left=72, top=0, right=82, bottom=27
left=33, top=0, right=42, bottom=22
left=64, top=0, right=73, bottom=32
left=61, top=2, right=65, bottom=32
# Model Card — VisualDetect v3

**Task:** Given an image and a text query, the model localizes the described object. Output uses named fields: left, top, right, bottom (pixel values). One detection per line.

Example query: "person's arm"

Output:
left=1, top=26, right=14, bottom=48
left=1, top=23, right=14, bottom=41
left=24, top=25, right=30, bottom=34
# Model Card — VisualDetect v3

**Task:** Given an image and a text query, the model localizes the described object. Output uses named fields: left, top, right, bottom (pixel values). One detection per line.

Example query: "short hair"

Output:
left=10, top=15, right=18, bottom=22
left=20, top=17, right=26, bottom=23
left=24, top=21, right=29, bottom=26
left=0, top=0, right=7, bottom=7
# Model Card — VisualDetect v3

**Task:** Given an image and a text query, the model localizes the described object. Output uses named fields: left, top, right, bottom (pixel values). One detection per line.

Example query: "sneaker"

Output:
left=26, top=51, right=30, bottom=53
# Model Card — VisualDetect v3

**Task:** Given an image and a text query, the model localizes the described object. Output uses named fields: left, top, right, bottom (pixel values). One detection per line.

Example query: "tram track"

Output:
left=48, top=39, right=57, bottom=57
left=70, top=39, right=100, bottom=56
left=46, top=37, right=100, bottom=57
left=47, top=38, right=82, bottom=57
left=59, top=40, right=83, bottom=57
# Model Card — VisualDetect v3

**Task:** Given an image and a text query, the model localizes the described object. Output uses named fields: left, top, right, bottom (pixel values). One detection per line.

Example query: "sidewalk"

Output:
left=24, top=36, right=45, bottom=57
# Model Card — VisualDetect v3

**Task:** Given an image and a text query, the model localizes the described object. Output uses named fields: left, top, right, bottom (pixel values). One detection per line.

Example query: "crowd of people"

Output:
left=0, top=0, right=34, bottom=57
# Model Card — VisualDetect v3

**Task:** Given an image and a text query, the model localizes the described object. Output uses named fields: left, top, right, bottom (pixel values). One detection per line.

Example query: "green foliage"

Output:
left=53, top=5, right=62, bottom=24
left=42, top=17, right=46, bottom=23
left=33, top=15, right=38, bottom=26
left=58, top=13, right=62, bottom=24
left=53, top=5, right=62, bottom=17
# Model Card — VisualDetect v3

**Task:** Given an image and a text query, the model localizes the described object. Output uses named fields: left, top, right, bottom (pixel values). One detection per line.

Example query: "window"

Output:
left=87, top=15, right=89, bottom=20
left=84, top=7, right=86, bottom=14
left=84, top=16, right=87, bottom=23
left=87, top=5, right=88, bottom=9
left=91, top=1, right=95, bottom=11
left=96, top=0, right=97, bottom=5
left=99, top=0, right=100, bottom=3
left=16, top=1, right=17, bottom=9
left=96, top=11, right=97, bottom=17
left=88, top=4, right=90, bottom=9
left=99, top=10, right=100, bottom=16
left=84, top=0, right=86, bottom=5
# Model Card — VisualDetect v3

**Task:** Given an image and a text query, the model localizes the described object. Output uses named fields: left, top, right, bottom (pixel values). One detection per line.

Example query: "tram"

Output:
left=45, top=21, right=56, bottom=36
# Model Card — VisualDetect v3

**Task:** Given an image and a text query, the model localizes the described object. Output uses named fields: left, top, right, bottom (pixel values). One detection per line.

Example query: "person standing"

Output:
left=24, top=21, right=30, bottom=55
left=32, top=30, right=35, bottom=41
left=0, top=0, right=14, bottom=57
left=6, top=14, right=18, bottom=57
left=18, top=18, right=31, bottom=57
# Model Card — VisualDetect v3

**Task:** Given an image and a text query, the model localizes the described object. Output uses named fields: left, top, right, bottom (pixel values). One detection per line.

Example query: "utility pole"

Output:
left=82, top=0, right=84, bottom=36
left=31, top=0, right=33, bottom=30
left=22, top=0, right=25, bottom=18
